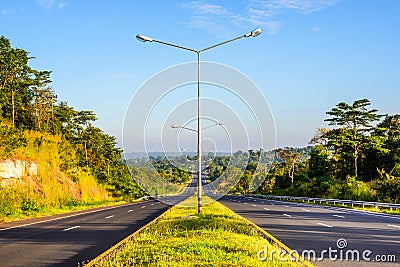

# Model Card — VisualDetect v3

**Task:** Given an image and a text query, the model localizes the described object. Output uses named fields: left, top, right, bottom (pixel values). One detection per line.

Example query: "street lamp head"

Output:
left=171, top=125, right=180, bottom=128
left=136, top=34, right=154, bottom=42
left=245, top=28, right=262, bottom=38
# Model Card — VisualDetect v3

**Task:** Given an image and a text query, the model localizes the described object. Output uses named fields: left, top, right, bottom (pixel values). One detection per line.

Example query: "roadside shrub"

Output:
left=21, top=198, right=39, bottom=211
left=329, top=176, right=375, bottom=201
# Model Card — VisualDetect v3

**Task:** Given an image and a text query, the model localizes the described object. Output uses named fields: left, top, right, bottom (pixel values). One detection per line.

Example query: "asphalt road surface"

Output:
left=0, top=199, right=169, bottom=267
left=220, top=195, right=400, bottom=267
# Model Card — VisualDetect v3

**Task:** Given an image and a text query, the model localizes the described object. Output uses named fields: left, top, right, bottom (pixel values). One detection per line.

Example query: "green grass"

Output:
left=96, top=196, right=304, bottom=267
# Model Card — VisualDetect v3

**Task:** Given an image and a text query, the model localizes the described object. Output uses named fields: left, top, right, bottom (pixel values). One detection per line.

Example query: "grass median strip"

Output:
left=95, top=196, right=308, bottom=267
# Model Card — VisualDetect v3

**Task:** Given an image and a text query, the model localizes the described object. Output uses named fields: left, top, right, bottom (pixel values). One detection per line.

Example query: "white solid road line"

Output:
left=63, top=226, right=80, bottom=232
left=317, top=222, right=333, bottom=228
left=105, top=215, right=114, bottom=219
left=333, top=215, right=345, bottom=219
left=388, top=224, right=400, bottom=228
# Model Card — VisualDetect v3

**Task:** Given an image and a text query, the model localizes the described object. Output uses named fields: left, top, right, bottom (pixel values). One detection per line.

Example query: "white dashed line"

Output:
left=252, top=204, right=257, bottom=207
left=283, top=214, right=291, bottom=217
left=317, top=222, right=333, bottom=228
left=63, top=226, right=80, bottom=232
left=284, top=205, right=289, bottom=208
left=105, top=215, right=114, bottom=219
left=141, top=206, right=146, bottom=209
left=0, top=202, right=136, bottom=232
left=333, top=215, right=345, bottom=219
left=151, top=204, right=154, bottom=206
left=264, top=208, right=270, bottom=211
left=388, top=224, right=400, bottom=229
left=301, top=208, right=310, bottom=212
left=326, top=206, right=400, bottom=220
left=128, top=210, right=133, bottom=213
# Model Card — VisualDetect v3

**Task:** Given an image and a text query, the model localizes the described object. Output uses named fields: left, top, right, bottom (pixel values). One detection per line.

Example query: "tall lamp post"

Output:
left=136, top=28, right=262, bottom=214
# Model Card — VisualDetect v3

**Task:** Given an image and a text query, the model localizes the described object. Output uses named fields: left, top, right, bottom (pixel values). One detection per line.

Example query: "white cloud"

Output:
left=1, top=9, right=11, bottom=15
left=36, top=0, right=55, bottom=9
left=58, top=1, right=66, bottom=9
left=36, top=0, right=65, bottom=10
left=311, top=26, right=321, bottom=32
left=180, top=1, right=229, bottom=15
left=180, top=0, right=339, bottom=35
left=249, top=0, right=340, bottom=14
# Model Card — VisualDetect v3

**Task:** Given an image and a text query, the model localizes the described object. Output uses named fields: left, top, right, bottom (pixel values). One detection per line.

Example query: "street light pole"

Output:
left=136, top=28, right=262, bottom=214
left=196, top=50, right=202, bottom=214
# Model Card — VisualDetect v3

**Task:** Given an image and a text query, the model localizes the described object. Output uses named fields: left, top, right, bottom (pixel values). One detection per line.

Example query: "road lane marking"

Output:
left=63, top=226, right=80, bottom=232
left=317, top=222, right=333, bottom=228
left=105, top=215, right=114, bottom=219
left=388, top=224, right=400, bottom=228
left=284, top=205, right=289, bottom=208
left=244, top=203, right=248, bottom=205
left=283, top=214, right=291, bottom=217
left=0, top=202, right=139, bottom=232
left=264, top=207, right=270, bottom=211
left=315, top=204, right=400, bottom=220
left=333, top=215, right=345, bottom=219
left=151, top=203, right=154, bottom=206
left=141, top=206, right=146, bottom=208
left=128, top=210, right=133, bottom=213
left=301, top=208, right=310, bottom=212
left=252, top=204, right=257, bottom=207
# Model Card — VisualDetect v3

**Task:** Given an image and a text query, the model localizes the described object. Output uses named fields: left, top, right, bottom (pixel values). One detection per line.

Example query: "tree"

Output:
left=32, top=70, right=57, bottom=132
left=0, top=36, right=145, bottom=203
left=325, top=99, right=383, bottom=178
left=372, top=115, right=400, bottom=176
left=276, top=147, right=302, bottom=187
left=0, top=36, right=35, bottom=127
left=309, top=128, right=330, bottom=147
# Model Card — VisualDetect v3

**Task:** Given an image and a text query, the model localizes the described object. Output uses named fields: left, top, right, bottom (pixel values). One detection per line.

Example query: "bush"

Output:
left=21, top=198, right=39, bottom=211
left=375, top=169, right=400, bottom=203
left=328, top=176, right=375, bottom=201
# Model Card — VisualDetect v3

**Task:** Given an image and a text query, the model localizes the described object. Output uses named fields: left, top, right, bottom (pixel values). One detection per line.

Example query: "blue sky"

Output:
left=1, top=0, right=399, bottom=150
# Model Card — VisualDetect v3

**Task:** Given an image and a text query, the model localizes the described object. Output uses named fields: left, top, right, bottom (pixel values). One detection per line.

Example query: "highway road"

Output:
left=0, top=199, right=169, bottom=267
left=220, top=195, right=400, bottom=267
